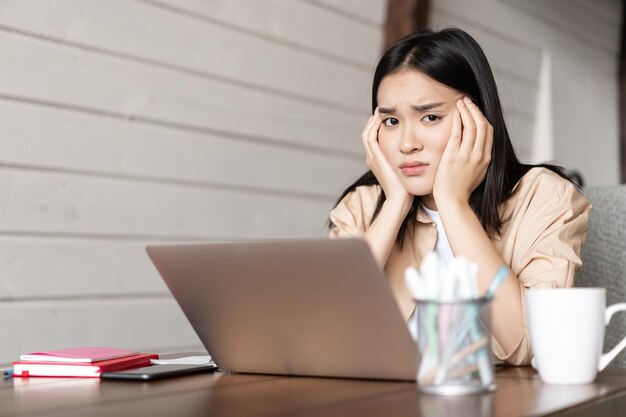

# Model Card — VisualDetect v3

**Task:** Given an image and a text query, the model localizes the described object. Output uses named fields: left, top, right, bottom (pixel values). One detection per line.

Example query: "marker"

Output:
left=485, top=266, right=510, bottom=299
left=467, top=299, right=493, bottom=387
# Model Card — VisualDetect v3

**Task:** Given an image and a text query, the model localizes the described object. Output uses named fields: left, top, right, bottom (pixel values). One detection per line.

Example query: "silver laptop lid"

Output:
left=146, top=238, right=416, bottom=380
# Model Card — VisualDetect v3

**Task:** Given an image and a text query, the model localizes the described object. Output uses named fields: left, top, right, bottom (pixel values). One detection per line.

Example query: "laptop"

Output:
left=146, top=238, right=416, bottom=380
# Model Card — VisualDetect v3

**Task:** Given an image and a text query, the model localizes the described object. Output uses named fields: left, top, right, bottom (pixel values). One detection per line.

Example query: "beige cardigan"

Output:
left=330, top=168, right=591, bottom=365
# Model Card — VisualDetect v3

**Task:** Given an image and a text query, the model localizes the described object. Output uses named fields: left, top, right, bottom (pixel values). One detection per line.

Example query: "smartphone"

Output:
left=100, top=363, right=218, bottom=381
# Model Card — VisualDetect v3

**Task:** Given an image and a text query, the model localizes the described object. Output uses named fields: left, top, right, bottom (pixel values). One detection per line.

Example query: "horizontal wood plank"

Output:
left=0, top=168, right=333, bottom=239
left=0, top=0, right=371, bottom=110
left=305, top=0, right=387, bottom=27
left=0, top=30, right=366, bottom=155
left=0, top=99, right=365, bottom=198
left=143, top=0, right=383, bottom=67
left=0, top=236, right=172, bottom=299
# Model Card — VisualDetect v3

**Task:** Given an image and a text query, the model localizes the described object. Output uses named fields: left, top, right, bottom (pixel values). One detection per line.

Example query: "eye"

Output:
left=383, top=117, right=398, bottom=127
left=422, top=114, right=440, bottom=122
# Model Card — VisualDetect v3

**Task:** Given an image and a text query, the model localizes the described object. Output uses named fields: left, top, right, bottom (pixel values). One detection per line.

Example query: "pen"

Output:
left=434, top=301, right=467, bottom=384
left=464, top=271, right=492, bottom=387
left=485, top=266, right=510, bottom=299
left=467, top=302, right=493, bottom=386
left=424, top=336, right=487, bottom=385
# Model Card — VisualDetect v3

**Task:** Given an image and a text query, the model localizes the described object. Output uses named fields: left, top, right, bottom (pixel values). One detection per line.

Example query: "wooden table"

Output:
left=2, top=366, right=626, bottom=416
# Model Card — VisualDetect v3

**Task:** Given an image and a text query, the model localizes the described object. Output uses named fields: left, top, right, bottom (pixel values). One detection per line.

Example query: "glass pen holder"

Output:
left=412, top=297, right=496, bottom=395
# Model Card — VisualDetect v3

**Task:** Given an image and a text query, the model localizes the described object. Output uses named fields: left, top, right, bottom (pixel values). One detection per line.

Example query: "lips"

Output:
left=400, top=161, right=428, bottom=176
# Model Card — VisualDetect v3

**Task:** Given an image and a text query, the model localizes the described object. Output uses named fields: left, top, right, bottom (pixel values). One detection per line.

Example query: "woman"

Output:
left=329, top=28, right=591, bottom=365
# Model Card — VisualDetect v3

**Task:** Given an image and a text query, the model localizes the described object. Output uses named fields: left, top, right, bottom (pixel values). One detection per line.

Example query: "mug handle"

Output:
left=599, top=303, right=626, bottom=371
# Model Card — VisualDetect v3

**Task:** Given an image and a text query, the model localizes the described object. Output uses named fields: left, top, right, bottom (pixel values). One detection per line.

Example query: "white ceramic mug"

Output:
left=525, top=288, right=626, bottom=384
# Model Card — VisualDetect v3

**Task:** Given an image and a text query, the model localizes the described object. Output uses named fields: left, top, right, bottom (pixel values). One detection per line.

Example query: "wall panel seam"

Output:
left=0, top=294, right=173, bottom=303
left=301, top=0, right=383, bottom=28
left=0, top=162, right=338, bottom=202
left=0, top=230, right=243, bottom=242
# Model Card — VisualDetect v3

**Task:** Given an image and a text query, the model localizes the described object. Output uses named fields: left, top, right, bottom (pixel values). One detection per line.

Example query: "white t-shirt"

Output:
left=421, top=205, right=454, bottom=266
left=407, top=205, right=454, bottom=340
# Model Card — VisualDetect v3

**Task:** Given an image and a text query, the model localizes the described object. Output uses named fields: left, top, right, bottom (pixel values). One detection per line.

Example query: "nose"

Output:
left=400, top=127, right=423, bottom=154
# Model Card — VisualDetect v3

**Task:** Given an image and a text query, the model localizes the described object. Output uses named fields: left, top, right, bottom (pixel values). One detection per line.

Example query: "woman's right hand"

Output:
left=362, top=108, right=413, bottom=214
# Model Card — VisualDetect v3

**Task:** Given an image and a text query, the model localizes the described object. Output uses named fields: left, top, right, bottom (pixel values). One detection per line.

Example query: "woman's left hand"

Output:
left=433, top=96, right=493, bottom=205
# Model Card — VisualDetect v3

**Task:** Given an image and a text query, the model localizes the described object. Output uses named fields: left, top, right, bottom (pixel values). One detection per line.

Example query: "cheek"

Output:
left=439, top=119, right=454, bottom=147
left=425, top=124, right=451, bottom=156
left=435, top=134, right=449, bottom=154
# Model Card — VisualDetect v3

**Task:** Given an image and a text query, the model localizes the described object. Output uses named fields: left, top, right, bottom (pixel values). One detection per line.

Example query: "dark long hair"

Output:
left=330, top=28, right=572, bottom=245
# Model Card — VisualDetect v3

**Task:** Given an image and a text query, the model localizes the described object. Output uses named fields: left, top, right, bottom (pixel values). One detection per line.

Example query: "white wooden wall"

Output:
left=430, top=0, right=621, bottom=185
left=0, top=0, right=385, bottom=365
left=0, top=0, right=621, bottom=366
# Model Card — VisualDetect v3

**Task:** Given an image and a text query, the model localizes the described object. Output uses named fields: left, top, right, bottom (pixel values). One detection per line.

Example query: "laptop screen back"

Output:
left=146, top=238, right=416, bottom=380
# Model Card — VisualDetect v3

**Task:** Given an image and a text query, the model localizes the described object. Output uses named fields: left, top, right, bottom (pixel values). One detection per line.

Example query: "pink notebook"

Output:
left=13, top=353, right=158, bottom=377
left=20, top=347, right=138, bottom=363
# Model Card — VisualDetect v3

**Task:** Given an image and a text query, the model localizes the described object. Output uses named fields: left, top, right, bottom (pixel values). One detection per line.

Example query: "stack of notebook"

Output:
left=12, top=347, right=158, bottom=377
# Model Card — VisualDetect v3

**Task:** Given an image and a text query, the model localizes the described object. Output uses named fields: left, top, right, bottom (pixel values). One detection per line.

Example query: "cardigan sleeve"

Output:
left=329, top=185, right=380, bottom=238
left=494, top=169, right=591, bottom=365
left=514, top=173, right=591, bottom=290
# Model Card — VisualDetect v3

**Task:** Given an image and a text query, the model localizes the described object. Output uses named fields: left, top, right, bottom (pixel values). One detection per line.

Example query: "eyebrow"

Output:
left=378, top=102, right=446, bottom=114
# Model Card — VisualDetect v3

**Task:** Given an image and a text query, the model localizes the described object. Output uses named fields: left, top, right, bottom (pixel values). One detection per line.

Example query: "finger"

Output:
left=457, top=98, right=476, bottom=155
left=363, top=136, right=375, bottom=169
left=361, top=110, right=379, bottom=163
left=363, top=113, right=382, bottom=143
left=367, top=118, right=387, bottom=162
left=463, top=98, right=489, bottom=156
left=442, top=110, right=462, bottom=158
left=485, top=123, right=494, bottom=164
left=362, top=109, right=382, bottom=145
left=362, top=112, right=382, bottom=167
left=361, top=116, right=374, bottom=147
left=361, top=115, right=376, bottom=145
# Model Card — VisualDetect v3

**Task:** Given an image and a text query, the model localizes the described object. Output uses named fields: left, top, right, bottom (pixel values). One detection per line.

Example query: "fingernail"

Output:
left=464, top=97, right=472, bottom=104
left=457, top=99, right=465, bottom=108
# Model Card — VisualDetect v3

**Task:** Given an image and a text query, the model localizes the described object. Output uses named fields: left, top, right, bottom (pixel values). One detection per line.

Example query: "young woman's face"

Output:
left=376, top=70, right=462, bottom=204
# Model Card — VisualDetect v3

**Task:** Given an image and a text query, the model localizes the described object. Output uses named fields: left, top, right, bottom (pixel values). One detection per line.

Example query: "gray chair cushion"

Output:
left=576, top=185, right=626, bottom=368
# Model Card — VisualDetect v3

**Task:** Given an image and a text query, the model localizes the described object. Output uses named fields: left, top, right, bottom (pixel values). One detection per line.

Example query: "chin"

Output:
left=395, top=176, right=434, bottom=198
left=404, top=185, right=433, bottom=197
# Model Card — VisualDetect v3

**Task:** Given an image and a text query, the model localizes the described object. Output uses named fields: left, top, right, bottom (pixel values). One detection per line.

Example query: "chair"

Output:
left=576, top=185, right=626, bottom=367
